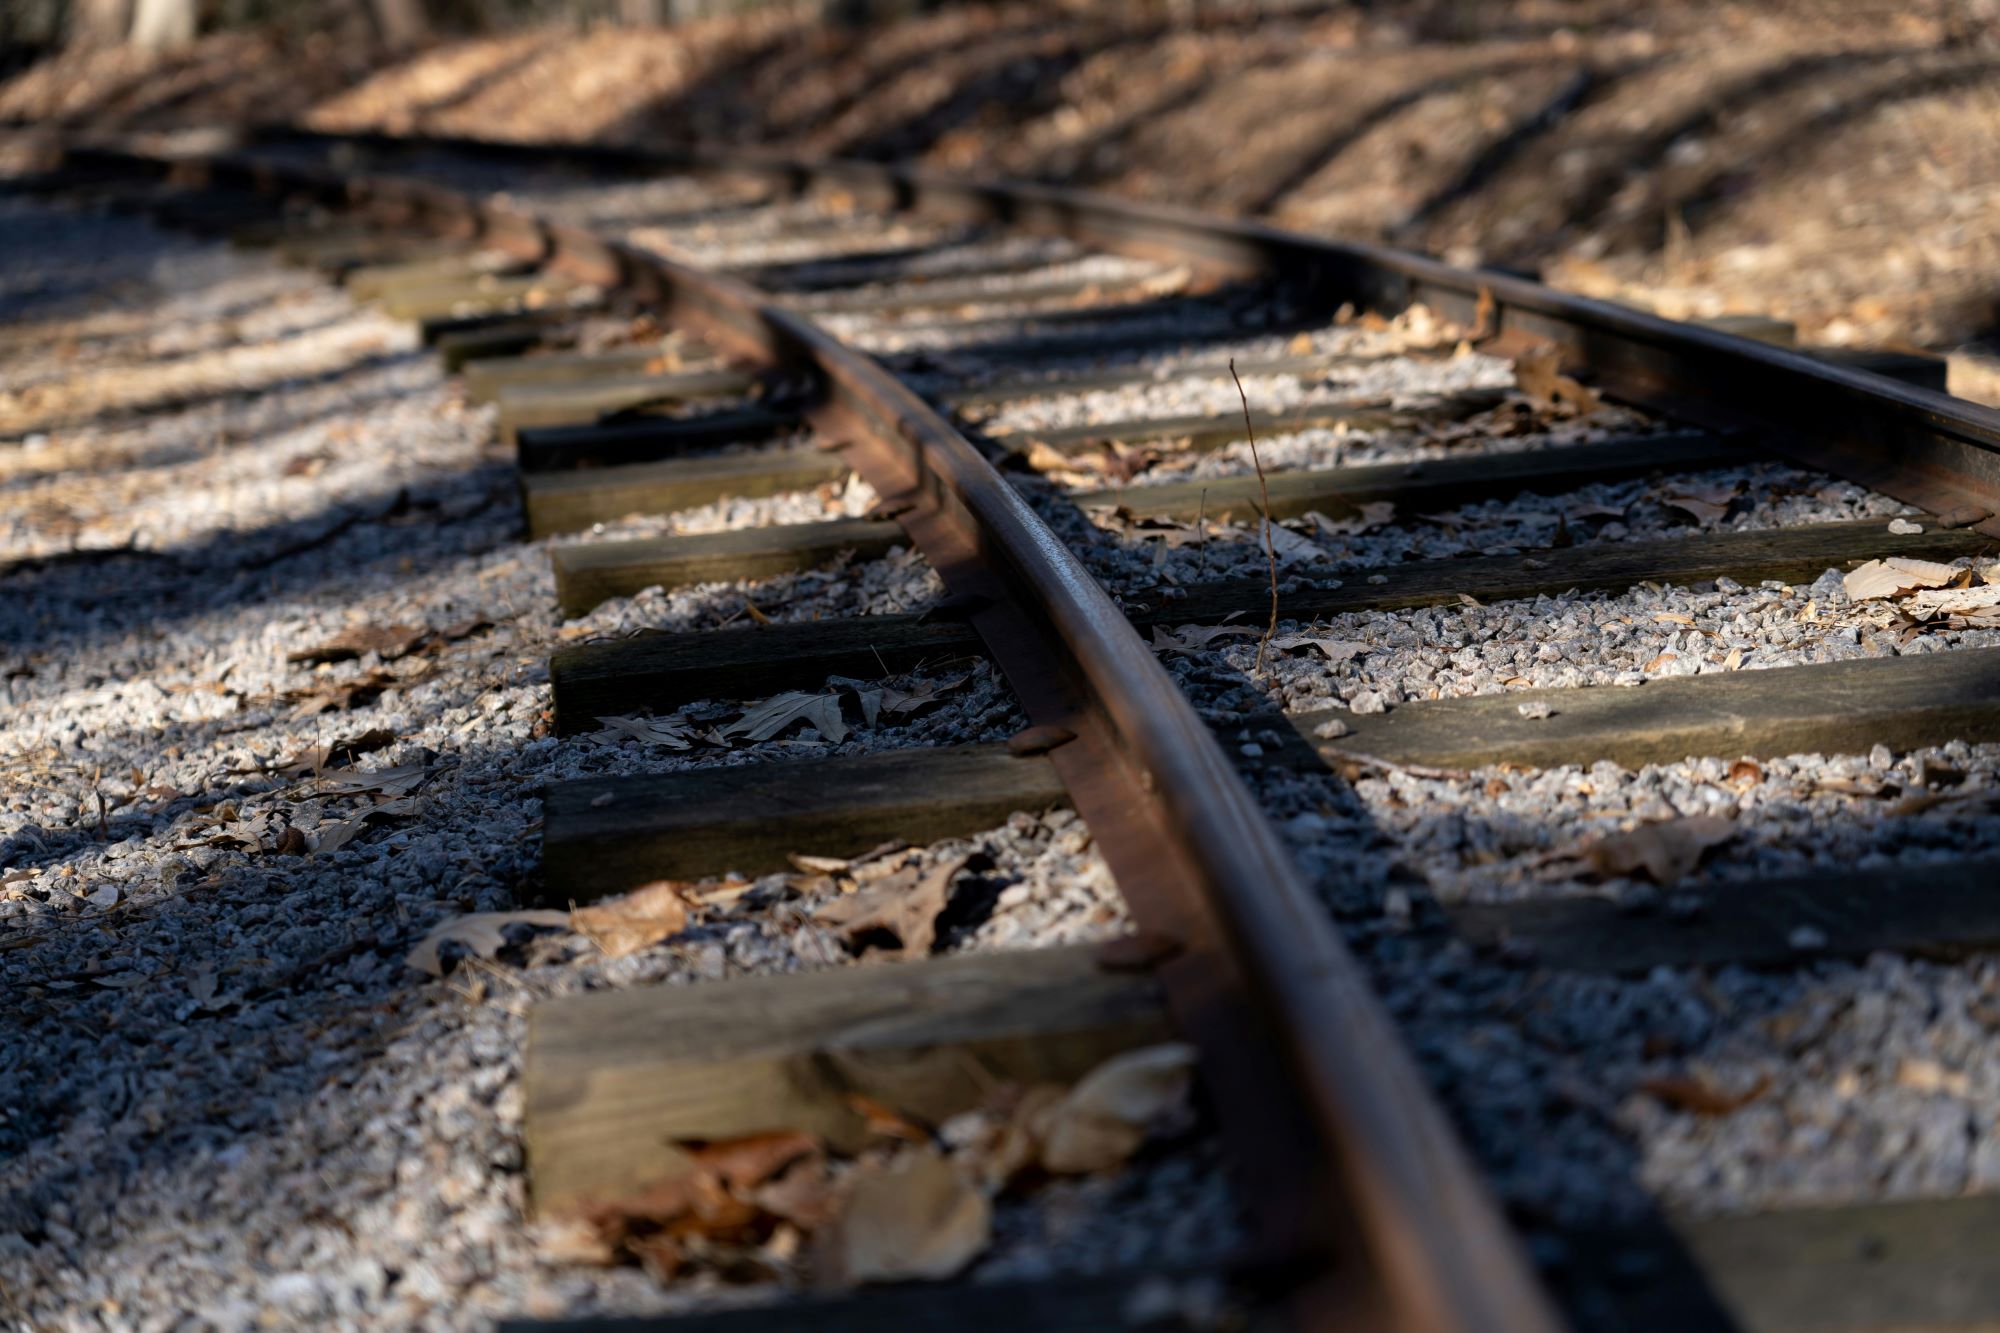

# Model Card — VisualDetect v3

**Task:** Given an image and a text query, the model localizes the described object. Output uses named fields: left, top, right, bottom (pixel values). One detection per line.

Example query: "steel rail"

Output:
left=27, top=136, right=1564, bottom=1330
left=235, top=125, right=2000, bottom=540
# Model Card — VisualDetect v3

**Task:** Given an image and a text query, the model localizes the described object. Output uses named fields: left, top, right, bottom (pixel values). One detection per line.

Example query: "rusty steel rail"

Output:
left=23, top=136, right=1565, bottom=1329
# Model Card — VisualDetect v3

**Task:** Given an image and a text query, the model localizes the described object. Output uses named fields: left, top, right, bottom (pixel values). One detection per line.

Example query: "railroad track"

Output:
left=10, top=125, right=2000, bottom=1332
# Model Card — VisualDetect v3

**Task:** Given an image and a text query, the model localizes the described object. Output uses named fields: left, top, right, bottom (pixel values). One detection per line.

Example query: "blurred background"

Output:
left=4, top=0, right=1998, bottom=396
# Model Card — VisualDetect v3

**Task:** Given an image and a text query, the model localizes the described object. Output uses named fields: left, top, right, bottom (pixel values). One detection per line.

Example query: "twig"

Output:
left=1229, top=359, right=1279, bottom=673
left=1195, top=486, right=1209, bottom=581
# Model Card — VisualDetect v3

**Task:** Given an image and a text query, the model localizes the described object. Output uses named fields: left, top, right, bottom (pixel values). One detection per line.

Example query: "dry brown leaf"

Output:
left=1268, top=634, right=1369, bottom=663
left=570, top=881, right=693, bottom=959
left=1843, top=557, right=1962, bottom=602
left=405, top=909, right=569, bottom=976
left=724, top=691, right=849, bottom=744
left=976, top=1085, right=1066, bottom=1189
left=535, top=1217, right=618, bottom=1267
left=689, top=1131, right=821, bottom=1193
left=1662, top=494, right=1729, bottom=523
left=815, top=856, right=967, bottom=957
left=284, top=667, right=403, bottom=715
left=825, top=1149, right=990, bottom=1286
left=313, top=762, right=427, bottom=798
left=1643, top=651, right=1678, bottom=672
left=1511, top=345, right=1600, bottom=413
left=1261, top=519, right=1325, bottom=567
left=1726, top=760, right=1764, bottom=790
left=277, top=727, right=397, bottom=776
left=750, top=1154, right=845, bottom=1231
left=846, top=1093, right=931, bottom=1144
left=1640, top=1070, right=1770, bottom=1115
left=288, top=622, right=427, bottom=665
left=1150, top=623, right=1260, bottom=655
left=1903, top=585, right=2000, bottom=617
left=595, top=715, right=696, bottom=749
left=1304, top=501, right=1396, bottom=538
left=1032, top=1044, right=1197, bottom=1174
left=1583, top=815, right=1735, bottom=885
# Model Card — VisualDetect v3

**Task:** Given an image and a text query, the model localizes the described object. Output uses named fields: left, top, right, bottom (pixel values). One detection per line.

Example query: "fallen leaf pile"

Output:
left=1018, top=437, right=1160, bottom=489
left=545, top=1043, right=1197, bottom=1288
left=1842, top=555, right=2000, bottom=640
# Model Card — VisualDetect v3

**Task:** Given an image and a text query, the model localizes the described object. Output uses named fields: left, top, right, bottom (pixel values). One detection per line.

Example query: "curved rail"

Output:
left=25, top=133, right=1563, bottom=1329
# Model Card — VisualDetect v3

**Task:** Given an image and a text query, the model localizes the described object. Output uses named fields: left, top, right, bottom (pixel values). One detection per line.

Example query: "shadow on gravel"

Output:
left=0, top=455, right=520, bottom=663
left=1174, top=649, right=1748, bottom=1332
left=0, top=344, right=430, bottom=447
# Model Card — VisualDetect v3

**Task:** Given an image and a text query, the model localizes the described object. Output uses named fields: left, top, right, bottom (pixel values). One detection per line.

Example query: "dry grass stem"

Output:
left=1195, top=485, right=1209, bottom=580
left=1229, top=359, right=1279, bottom=673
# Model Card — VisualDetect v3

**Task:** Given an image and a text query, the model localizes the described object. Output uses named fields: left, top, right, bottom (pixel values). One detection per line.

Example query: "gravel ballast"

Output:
left=0, top=197, right=1237, bottom=1331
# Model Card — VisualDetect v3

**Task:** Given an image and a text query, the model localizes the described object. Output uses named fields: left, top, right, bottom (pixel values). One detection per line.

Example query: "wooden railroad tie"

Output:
left=540, top=744, right=1067, bottom=903
left=523, top=446, right=848, bottom=540
left=548, top=521, right=1989, bottom=724
left=512, top=403, right=801, bottom=469
left=463, top=347, right=730, bottom=402
left=522, top=945, right=1171, bottom=1218
left=543, top=433, right=1735, bottom=615
left=551, top=519, right=903, bottom=618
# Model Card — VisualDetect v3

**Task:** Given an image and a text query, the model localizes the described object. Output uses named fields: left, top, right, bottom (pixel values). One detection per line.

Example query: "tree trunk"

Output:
left=127, top=0, right=196, bottom=48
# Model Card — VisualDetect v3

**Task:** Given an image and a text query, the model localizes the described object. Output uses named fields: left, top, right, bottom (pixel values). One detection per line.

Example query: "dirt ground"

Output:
left=4, top=1, right=1999, bottom=389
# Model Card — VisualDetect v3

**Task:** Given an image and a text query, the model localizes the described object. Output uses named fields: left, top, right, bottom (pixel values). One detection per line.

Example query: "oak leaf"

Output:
left=825, top=1149, right=990, bottom=1286
left=1582, top=815, right=1734, bottom=885
left=405, top=910, right=569, bottom=976
left=570, top=881, right=693, bottom=959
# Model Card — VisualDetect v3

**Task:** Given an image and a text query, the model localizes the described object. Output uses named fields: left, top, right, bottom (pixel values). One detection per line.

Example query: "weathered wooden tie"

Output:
left=549, top=522, right=1988, bottom=725
left=523, top=945, right=1169, bottom=1216
left=942, top=348, right=1431, bottom=409
left=513, top=403, right=799, bottom=468
left=540, top=744, right=1067, bottom=900
left=550, top=614, right=977, bottom=732
left=1455, top=856, right=2000, bottom=974
left=522, top=445, right=846, bottom=538
left=1563, top=1194, right=2000, bottom=1333
left=1292, top=648, right=2000, bottom=774
left=552, top=518, right=904, bottom=616
left=462, top=346, right=716, bottom=401
left=1079, top=431, right=1736, bottom=523
left=344, top=252, right=521, bottom=302
left=994, top=391, right=1504, bottom=457
left=377, top=271, right=588, bottom=323
left=789, top=268, right=1178, bottom=317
